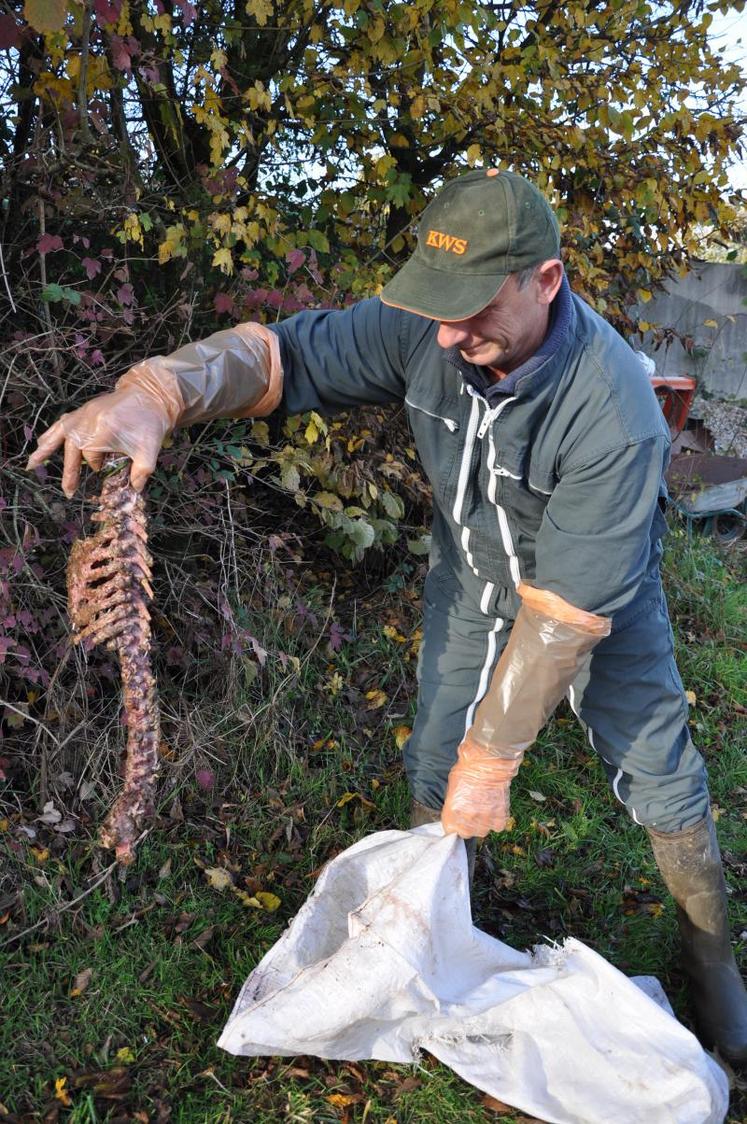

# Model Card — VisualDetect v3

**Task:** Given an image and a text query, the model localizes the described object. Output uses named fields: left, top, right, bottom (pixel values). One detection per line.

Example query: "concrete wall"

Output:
left=636, top=261, right=747, bottom=400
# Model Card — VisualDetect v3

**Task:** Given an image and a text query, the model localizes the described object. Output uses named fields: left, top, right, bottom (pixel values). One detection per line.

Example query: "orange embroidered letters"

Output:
left=426, top=229, right=468, bottom=255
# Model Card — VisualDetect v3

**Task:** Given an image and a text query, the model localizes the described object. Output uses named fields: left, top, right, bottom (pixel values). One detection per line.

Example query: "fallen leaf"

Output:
left=336, top=791, right=375, bottom=810
left=528, top=790, right=547, bottom=802
left=685, top=690, right=697, bottom=706
left=37, top=800, right=62, bottom=825
left=255, top=890, right=281, bottom=912
left=365, top=688, right=387, bottom=709
left=54, top=1076, right=72, bottom=1106
left=192, top=926, right=215, bottom=950
left=482, top=1093, right=515, bottom=1114
left=204, top=866, right=233, bottom=891
left=30, top=845, right=49, bottom=863
left=393, top=725, right=411, bottom=749
left=115, top=1046, right=135, bottom=1064
left=70, top=967, right=93, bottom=997
left=326, top=1093, right=361, bottom=1107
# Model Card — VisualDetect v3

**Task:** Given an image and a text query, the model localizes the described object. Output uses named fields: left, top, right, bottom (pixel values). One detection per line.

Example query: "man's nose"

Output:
left=437, top=321, right=471, bottom=348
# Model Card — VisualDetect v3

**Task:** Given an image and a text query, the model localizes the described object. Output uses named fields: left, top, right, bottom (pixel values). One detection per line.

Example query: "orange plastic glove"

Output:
left=441, top=737, right=523, bottom=839
left=26, top=323, right=282, bottom=496
left=26, top=368, right=183, bottom=497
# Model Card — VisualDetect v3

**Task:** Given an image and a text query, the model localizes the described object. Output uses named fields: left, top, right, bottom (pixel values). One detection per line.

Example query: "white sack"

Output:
left=218, top=824, right=728, bottom=1124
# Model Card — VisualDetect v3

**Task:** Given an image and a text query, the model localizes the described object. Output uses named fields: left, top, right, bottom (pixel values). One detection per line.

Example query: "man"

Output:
left=28, top=169, right=747, bottom=1062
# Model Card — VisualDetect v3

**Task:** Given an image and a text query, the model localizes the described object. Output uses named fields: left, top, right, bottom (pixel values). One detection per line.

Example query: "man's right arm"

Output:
left=26, top=297, right=407, bottom=495
left=270, top=297, right=407, bottom=415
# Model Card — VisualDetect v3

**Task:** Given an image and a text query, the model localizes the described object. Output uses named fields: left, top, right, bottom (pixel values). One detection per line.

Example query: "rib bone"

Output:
left=67, top=458, right=160, bottom=865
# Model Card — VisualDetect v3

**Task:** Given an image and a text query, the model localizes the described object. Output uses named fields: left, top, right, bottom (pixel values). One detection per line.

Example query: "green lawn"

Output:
left=1, top=523, right=745, bottom=1122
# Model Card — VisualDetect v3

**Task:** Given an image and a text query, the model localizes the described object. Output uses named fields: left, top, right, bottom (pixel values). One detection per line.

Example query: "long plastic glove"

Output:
left=441, top=583, right=611, bottom=839
left=26, top=323, right=282, bottom=496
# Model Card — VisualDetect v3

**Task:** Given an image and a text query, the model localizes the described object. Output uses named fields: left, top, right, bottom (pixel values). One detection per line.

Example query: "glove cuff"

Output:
left=469, top=588, right=610, bottom=756
left=117, top=322, right=283, bottom=429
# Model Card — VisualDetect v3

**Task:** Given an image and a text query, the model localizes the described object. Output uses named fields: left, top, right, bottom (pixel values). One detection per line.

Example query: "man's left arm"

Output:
left=441, top=436, right=669, bottom=838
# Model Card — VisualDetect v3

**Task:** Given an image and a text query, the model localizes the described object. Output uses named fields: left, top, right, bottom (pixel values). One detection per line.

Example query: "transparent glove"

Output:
left=441, top=583, right=611, bottom=839
left=441, top=737, right=523, bottom=839
left=25, top=372, right=182, bottom=497
left=26, top=322, right=282, bottom=496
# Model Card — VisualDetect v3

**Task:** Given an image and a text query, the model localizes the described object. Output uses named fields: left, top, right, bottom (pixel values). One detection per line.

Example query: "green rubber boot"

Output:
left=648, top=811, right=747, bottom=1065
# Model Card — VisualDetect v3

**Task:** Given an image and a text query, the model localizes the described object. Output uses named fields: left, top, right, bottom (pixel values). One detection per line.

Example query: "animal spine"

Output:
left=67, top=458, right=159, bottom=865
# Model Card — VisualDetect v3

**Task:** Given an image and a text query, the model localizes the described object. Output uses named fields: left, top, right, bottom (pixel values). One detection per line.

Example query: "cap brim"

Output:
left=380, top=256, right=507, bottom=321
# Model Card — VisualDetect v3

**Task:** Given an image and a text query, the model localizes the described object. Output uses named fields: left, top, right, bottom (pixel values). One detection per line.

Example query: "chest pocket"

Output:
left=405, top=392, right=464, bottom=499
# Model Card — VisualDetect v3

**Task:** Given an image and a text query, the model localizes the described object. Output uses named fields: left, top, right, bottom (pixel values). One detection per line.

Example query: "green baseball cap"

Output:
left=380, top=169, right=561, bottom=322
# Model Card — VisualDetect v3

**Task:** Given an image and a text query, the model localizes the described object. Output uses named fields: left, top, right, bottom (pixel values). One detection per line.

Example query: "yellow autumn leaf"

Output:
left=30, top=846, right=49, bottom=863
left=212, top=247, right=234, bottom=275
left=204, top=866, right=233, bottom=891
left=327, top=1093, right=359, bottom=1107
left=685, top=690, right=697, bottom=706
left=158, top=222, right=186, bottom=265
left=255, top=891, right=281, bottom=912
left=336, top=791, right=375, bottom=809
left=24, top=0, right=67, bottom=34
left=637, top=288, right=652, bottom=303
left=115, top=1046, right=136, bottom=1064
left=702, top=318, right=718, bottom=329
left=393, top=725, right=411, bottom=749
left=410, top=94, right=426, bottom=119
left=365, top=688, right=387, bottom=709
left=466, top=142, right=482, bottom=166
left=232, top=887, right=262, bottom=908
left=122, top=212, right=144, bottom=248
left=54, top=1077, right=72, bottom=1106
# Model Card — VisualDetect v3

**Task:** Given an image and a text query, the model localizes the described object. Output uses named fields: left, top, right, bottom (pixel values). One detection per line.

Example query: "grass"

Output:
left=1, top=521, right=745, bottom=1122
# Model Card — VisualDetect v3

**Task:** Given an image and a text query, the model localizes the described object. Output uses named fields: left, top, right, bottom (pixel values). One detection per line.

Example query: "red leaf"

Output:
left=286, top=249, right=306, bottom=275
left=81, top=257, right=102, bottom=280
left=93, top=0, right=122, bottom=24
left=0, top=14, right=21, bottom=49
left=110, top=34, right=138, bottom=71
left=175, top=0, right=196, bottom=25
left=195, top=769, right=215, bottom=791
left=37, top=234, right=64, bottom=254
left=213, top=291, right=234, bottom=315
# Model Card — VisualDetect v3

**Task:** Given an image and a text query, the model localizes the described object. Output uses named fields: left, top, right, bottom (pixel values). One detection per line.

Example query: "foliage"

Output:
left=0, top=524, right=745, bottom=1121
left=0, top=0, right=745, bottom=333
left=1, top=0, right=747, bottom=831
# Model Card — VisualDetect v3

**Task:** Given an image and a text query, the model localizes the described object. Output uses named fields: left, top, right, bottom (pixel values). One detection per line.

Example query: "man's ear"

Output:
left=535, top=259, right=564, bottom=305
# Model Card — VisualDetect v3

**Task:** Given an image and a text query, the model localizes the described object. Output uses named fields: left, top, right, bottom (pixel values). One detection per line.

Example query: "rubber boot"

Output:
left=648, top=811, right=747, bottom=1064
left=410, top=800, right=476, bottom=883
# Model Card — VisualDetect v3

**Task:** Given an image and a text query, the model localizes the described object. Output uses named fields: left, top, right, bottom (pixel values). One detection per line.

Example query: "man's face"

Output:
left=435, top=263, right=561, bottom=376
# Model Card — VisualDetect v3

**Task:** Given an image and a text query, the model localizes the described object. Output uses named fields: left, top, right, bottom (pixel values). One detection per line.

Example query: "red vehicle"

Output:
left=650, top=373, right=747, bottom=543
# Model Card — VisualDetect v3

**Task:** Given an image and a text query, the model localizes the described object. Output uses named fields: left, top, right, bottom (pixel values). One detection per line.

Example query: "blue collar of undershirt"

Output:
left=444, top=273, right=574, bottom=401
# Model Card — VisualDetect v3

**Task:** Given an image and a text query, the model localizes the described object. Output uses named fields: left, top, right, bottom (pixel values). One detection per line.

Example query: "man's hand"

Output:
left=441, top=737, right=523, bottom=839
left=26, top=367, right=183, bottom=497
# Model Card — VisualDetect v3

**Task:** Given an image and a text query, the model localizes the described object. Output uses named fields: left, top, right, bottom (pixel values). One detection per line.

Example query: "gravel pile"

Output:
left=688, top=398, right=747, bottom=458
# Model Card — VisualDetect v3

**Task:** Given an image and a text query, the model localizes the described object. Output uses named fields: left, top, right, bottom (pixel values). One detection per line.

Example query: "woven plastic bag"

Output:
left=218, top=824, right=728, bottom=1124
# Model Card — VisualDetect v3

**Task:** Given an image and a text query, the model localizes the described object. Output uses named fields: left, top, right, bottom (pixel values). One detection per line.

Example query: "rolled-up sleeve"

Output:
left=533, top=436, right=670, bottom=617
left=270, top=297, right=407, bottom=415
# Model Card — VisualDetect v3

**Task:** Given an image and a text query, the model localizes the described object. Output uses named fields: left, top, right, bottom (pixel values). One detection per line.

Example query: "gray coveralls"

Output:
left=271, top=276, right=709, bottom=833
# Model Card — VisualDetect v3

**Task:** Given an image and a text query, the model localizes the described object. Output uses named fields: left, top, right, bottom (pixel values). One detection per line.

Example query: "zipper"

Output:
left=405, top=397, right=459, bottom=432
left=476, top=395, right=513, bottom=439
left=452, top=394, right=481, bottom=524
left=486, top=412, right=522, bottom=588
